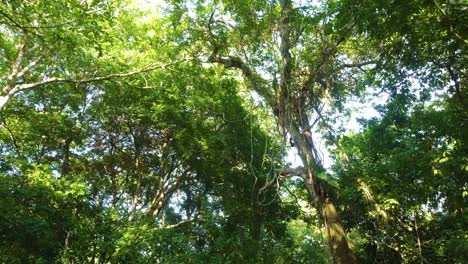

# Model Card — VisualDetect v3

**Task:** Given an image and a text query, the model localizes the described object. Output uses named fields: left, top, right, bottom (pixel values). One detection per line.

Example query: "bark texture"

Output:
left=289, top=113, right=356, bottom=264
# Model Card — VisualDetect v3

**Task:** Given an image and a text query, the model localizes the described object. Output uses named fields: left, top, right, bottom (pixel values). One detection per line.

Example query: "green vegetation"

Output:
left=0, top=0, right=466, bottom=263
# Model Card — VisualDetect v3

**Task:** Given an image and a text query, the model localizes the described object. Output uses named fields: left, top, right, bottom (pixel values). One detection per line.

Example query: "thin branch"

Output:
left=148, top=166, right=192, bottom=218
left=161, top=218, right=203, bottom=230
left=339, top=60, right=377, bottom=69
left=0, top=9, right=28, bottom=32
left=257, top=166, right=305, bottom=197
left=446, top=64, right=465, bottom=109
left=16, top=52, right=47, bottom=79
left=302, top=36, right=345, bottom=92
left=13, top=60, right=190, bottom=92
left=283, top=183, right=301, bottom=205
left=6, top=41, right=28, bottom=85
left=258, top=175, right=277, bottom=194
left=0, top=120, right=21, bottom=151
left=276, top=166, right=306, bottom=177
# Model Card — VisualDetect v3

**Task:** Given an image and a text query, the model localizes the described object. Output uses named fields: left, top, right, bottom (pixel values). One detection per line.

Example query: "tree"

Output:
left=166, top=0, right=372, bottom=261
left=333, top=89, right=467, bottom=263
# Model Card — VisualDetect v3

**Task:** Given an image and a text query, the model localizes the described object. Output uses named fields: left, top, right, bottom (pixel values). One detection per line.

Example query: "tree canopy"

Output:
left=0, top=0, right=466, bottom=263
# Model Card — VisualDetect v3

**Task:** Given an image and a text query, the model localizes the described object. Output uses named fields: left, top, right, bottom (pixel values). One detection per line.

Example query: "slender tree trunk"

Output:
left=128, top=171, right=142, bottom=221
left=61, top=137, right=72, bottom=176
left=128, top=149, right=142, bottom=221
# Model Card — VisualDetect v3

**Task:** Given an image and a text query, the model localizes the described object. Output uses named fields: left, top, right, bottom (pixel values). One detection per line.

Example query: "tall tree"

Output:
left=168, top=0, right=367, bottom=261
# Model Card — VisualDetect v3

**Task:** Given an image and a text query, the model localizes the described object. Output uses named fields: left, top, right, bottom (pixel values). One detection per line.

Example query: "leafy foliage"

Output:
left=0, top=0, right=466, bottom=263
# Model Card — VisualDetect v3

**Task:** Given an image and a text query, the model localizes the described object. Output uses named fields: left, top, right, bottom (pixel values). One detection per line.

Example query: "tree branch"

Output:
left=339, top=60, right=377, bottom=69
left=279, top=0, right=293, bottom=94
left=302, top=36, right=345, bottom=92
left=6, top=41, right=28, bottom=86
left=16, top=52, right=47, bottom=79
left=446, top=63, right=466, bottom=109
left=0, top=120, right=21, bottom=151
left=0, top=59, right=190, bottom=111
left=161, top=219, right=197, bottom=229
left=276, top=166, right=306, bottom=177
left=0, top=8, right=28, bottom=32
left=257, top=166, right=305, bottom=195
left=14, top=60, right=189, bottom=92
left=208, top=55, right=273, bottom=103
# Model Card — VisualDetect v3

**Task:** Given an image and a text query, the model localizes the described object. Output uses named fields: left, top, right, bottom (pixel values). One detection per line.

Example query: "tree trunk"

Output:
left=277, top=1, right=355, bottom=259
left=318, top=196, right=356, bottom=263
left=0, top=95, right=10, bottom=111
left=298, top=138, right=356, bottom=263
left=128, top=150, right=142, bottom=221
left=289, top=118, right=356, bottom=263
left=207, top=0, right=357, bottom=259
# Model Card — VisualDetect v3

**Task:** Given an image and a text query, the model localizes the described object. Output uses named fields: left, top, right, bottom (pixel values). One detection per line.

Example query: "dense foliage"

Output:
left=0, top=0, right=466, bottom=263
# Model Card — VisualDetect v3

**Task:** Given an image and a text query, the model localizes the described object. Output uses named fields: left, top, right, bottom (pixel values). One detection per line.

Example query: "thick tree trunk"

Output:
left=290, top=121, right=356, bottom=263
left=280, top=111, right=356, bottom=263
left=279, top=1, right=355, bottom=261
left=317, top=195, right=356, bottom=264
